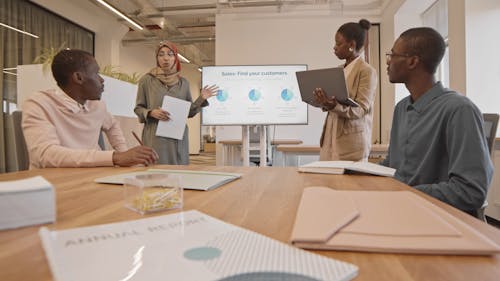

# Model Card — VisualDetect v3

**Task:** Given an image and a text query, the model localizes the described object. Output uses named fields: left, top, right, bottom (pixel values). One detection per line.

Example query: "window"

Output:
left=422, top=0, right=449, bottom=87
left=0, top=0, right=94, bottom=172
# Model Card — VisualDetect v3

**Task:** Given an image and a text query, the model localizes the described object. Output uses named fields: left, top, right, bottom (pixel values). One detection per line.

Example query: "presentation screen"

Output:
left=201, top=65, right=308, bottom=125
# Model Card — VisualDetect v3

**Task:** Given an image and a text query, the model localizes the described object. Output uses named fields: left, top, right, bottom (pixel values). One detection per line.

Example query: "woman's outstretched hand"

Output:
left=201, top=84, right=219, bottom=100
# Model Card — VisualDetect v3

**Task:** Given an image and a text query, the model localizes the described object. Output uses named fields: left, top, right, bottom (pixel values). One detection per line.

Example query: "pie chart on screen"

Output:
left=248, top=89, right=261, bottom=101
left=216, top=89, right=229, bottom=102
left=281, top=89, right=294, bottom=101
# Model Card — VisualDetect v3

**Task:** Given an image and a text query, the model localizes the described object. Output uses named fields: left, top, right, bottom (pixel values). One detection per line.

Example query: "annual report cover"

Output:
left=39, top=210, right=358, bottom=281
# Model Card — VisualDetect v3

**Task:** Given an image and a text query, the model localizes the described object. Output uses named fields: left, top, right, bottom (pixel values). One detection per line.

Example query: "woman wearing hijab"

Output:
left=314, top=19, right=377, bottom=161
left=134, top=41, right=217, bottom=164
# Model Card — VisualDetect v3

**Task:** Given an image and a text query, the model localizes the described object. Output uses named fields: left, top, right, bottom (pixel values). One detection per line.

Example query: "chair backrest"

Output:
left=482, top=113, right=499, bottom=156
left=12, top=111, right=30, bottom=171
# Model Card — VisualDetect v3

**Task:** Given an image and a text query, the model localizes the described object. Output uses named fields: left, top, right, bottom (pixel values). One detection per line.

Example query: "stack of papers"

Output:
left=290, top=187, right=500, bottom=255
left=95, top=169, right=242, bottom=191
left=40, top=210, right=358, bottom=281
left=298, top=161, right=396, bottom=177
left=0, top=176, right=55, bottom=230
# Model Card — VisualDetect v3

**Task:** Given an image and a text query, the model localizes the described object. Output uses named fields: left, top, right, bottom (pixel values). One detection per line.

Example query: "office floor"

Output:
left=189, top=151, right=216, bottom=166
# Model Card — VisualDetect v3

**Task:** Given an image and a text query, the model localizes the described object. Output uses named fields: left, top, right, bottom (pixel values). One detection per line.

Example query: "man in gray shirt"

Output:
left=380, top=27, right=493, bottom=216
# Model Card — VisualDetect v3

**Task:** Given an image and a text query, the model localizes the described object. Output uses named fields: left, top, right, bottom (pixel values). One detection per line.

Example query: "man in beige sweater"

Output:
left=22, top=49, right=157, bottom=168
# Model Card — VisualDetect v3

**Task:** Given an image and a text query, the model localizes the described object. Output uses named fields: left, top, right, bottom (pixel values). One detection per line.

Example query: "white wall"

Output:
left=119, top=44, right=156, bottom=76
left=379, top=0, right=404, bottom=144
left=465, top=0, right=500, bottom=131
left=464, top=0, right=500, bottom=219
left=215, top=12, right=380, bottom=149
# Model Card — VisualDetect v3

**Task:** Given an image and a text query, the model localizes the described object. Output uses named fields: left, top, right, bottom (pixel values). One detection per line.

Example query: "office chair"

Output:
left=477, top=113, right=499, bottom=222
left=98, top=131, right=106, bottom=150
left=12, top=111, right=30, bottom=171
left=482, top=114, right=499, bottom=155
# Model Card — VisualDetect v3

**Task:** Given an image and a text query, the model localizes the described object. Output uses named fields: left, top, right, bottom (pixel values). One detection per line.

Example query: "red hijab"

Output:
left=149, top=41, right=181, bottom=86
left=156, top=41, right=181, bottom=72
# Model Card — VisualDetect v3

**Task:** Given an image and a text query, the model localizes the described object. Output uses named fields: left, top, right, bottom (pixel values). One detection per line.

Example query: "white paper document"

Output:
left=0, top=176, right=55, bottom=230
left=94, top=169, right=242, bottom=191
left=156, top=95, right=190, bottom=140
left=299, top=161, right=396, bottom=177
left=39, top=210, right=358, bottom=281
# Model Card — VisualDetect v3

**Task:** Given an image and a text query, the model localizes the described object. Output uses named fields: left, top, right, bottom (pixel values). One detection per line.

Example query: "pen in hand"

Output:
left=132, top=131, right=144, bottom=145
left=132, top=131, right=160, bottom=161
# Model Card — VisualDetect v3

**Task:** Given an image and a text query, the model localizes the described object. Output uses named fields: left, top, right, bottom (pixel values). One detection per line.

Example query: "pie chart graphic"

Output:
left=248, top=89, right=261, bottom=101
left=281, top=89, right=294, bottom=101
left=216, top=89, right=229, bottom=102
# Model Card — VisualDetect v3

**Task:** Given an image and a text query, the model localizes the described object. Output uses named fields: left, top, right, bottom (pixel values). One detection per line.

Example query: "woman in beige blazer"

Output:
left=314, top=19, right=378, bottom=161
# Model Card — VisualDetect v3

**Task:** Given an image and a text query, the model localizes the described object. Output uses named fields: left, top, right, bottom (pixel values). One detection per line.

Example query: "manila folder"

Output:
left=291, top=187, right=500, bottom=255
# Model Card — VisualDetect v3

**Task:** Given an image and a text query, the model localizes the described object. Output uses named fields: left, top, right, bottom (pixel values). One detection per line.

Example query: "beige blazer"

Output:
left=319, top=58, right=377, bottom=161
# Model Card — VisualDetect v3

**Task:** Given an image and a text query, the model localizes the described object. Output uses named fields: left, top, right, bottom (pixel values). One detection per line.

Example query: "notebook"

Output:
left=296, top=67, right=359, bottom=107
left=290, top=187, right=500, bottom=255
left=298, top=161, right=396, bottom=177
left=95, top=169, right=242, bottom=191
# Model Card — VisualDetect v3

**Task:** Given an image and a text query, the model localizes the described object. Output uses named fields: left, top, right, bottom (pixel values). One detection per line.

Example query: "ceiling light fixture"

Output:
left=95, top=0, right=143, bottom=30
left=0, top=22, right=39, bottom=38
left=178, top=53, right=190, bottom=63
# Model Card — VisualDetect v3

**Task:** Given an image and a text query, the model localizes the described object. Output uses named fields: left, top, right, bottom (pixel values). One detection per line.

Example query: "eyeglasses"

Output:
left=385, top=51, right=412, bottom=61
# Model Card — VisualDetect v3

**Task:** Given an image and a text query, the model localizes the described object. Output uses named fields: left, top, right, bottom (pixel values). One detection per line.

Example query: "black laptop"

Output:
left=296, top=67, right=359, bottom=107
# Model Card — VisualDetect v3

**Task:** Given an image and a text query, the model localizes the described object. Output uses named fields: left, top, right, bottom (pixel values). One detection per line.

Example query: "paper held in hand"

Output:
left=298, top=161, right=396, bottom=177
left=155, top=95, right=190, bottom=140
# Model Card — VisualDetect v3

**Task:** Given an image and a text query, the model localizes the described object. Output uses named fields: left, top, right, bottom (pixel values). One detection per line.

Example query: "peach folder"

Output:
left=291, top=187, right=500, bottom=255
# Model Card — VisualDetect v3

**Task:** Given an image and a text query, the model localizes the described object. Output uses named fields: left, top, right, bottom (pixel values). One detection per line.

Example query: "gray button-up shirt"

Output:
left=381, top=82, right=493, bottom=213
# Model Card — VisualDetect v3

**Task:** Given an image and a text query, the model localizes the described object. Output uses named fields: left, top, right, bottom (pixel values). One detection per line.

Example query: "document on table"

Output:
left=39, top=210, right=358, bottom=281
left=156, top=95, right=190, bottom=140
left=290, top=187, right=500, bottom=255
left=95, top=169, right=242, bottom=191
left=0, top=176, right=55, bottom=230
left=298, top=161, right=395, bottom=177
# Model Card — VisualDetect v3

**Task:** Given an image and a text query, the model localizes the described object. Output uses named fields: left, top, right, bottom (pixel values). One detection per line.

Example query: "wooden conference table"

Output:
left=0, top=165, right=499, bottom=281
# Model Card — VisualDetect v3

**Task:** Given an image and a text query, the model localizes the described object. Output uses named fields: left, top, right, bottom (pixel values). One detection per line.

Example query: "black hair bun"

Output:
left=359, top=19, right=371, bottom=30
